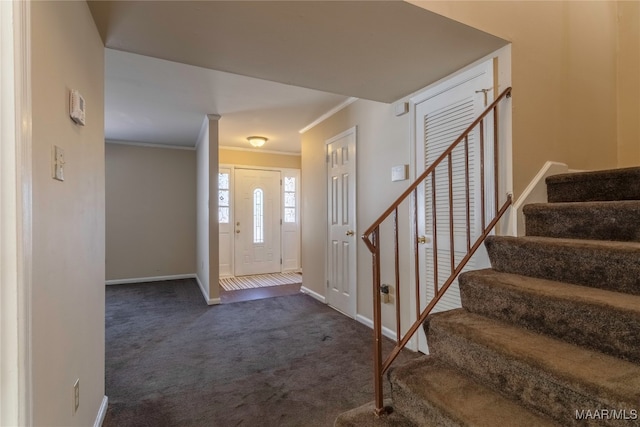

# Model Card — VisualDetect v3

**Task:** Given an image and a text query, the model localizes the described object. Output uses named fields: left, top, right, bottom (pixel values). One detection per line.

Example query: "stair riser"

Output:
left=546, top=168, right=640, bottom=203
left=486, top=237, right=640, bottom=296
left=459, top=274, right=640, bottom=364
left=425, top=320, right=639, bottom=427
left=391, top=385, right=463, bottom=427
left=524, top=203, right=640, bottom=242
left=390, top=357, right=559, bottom=427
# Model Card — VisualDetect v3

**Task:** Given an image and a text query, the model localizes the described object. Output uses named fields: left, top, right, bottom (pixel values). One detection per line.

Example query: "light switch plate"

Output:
left=53, top=145, right=64, bottom=181
left=391, top=164, right=408, bottom=182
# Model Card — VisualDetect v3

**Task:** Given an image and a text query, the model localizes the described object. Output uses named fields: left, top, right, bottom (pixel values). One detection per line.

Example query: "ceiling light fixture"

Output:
left=247, top=136, right=267, bottom=148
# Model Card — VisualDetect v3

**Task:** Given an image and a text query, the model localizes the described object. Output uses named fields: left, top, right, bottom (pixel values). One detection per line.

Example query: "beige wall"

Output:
left=617, top=1, right=640, bottom=167
left=196, top=116, right=221, bottom=303
left=219, top=148, right=301, bottom=169
left=411, top=0, right=621, bottom=197
left=105, top=143, right=196, bottom=280
left=302, top=99, right=412, bottom=327
left=31, top=1, right=105, bottom=425
left=196, top=122, right=211, bottom=299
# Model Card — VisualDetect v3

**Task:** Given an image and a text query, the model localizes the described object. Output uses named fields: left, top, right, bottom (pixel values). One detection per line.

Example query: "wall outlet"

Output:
left=73, top=379, right=79, bottom=414
left=380, top=284, right=392, bottom=304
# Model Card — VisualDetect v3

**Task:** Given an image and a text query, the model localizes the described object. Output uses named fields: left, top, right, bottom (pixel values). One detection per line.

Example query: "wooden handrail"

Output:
left=362, top=87, right=512, bottom=416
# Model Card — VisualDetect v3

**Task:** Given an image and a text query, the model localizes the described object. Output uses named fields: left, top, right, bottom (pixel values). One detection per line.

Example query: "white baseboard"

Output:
left=356, top=314, right=398, bottom=342
left=194, top=274, right=220, bottom=305
left=93, top=395, right=108, bottom=427
left=194, top=274, right=208, bottom=300
left=300, top=286, right=325, bottom=303
left=105, top=273, right=196, bottom=285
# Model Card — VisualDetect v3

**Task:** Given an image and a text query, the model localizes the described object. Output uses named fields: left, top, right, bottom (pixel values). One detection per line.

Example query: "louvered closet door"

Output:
left=414, top=62, right=493, bottom=353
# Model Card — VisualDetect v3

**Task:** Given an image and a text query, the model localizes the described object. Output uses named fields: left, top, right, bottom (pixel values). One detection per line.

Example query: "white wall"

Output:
left=30, top=1, right=106, bottom=425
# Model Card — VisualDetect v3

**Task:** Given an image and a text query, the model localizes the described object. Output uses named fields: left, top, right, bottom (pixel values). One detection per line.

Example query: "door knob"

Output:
left=236, top=230, right=240, bottom=234
left=417, top=235, right=430, bottom=244
left=345, top=230, right=355, bottom=236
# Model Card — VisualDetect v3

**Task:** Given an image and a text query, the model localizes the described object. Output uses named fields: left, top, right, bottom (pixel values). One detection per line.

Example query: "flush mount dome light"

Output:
left=247, top=136, right=267, bottom=148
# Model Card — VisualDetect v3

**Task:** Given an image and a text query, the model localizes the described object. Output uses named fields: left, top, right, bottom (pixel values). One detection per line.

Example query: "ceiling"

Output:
left=105, top=49, right=350, bottom=151
left=89, top=1, right=507, bottom=153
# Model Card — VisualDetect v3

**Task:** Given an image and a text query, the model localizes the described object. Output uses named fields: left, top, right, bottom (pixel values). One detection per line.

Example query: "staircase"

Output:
left=336, top=166, right=640, bottom=427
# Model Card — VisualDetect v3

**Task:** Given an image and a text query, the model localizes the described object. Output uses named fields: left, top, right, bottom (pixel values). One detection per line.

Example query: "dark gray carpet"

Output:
left=104, top=279, right=416, bottom=427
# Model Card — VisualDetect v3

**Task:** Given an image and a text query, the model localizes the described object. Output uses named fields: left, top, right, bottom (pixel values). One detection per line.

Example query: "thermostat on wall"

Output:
left=69, top=89, right=86, bottom=126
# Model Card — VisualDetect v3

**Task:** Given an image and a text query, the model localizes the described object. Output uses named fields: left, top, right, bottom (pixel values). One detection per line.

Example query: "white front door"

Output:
left=326, top=127, right=357, bottom=318
left=234, top=169, right=281, bottom=276
left=414, top=61, right=494, bottom=353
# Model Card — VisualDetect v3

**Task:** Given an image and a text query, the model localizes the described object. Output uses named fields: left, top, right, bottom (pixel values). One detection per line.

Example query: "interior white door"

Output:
left=234, top=169, right=281, bottom=276
left=326, top=128, right=357, bottom=318
left=414, top=61, right=494, bottom=353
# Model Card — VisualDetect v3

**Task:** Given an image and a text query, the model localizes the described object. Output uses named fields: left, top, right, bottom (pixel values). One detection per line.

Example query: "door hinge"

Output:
left=326, top=280, right=330, bottom=288
left=280, top=219, right=282, bottom=225
left=280, top=258, right=283, bottom=264
left=326, top=154, right=330, bottom=163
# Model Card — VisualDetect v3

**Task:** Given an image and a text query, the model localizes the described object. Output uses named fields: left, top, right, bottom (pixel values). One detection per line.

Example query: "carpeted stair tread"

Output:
left=334, top=400, right=415, bottom=427
left=485, top=235, right=640, bottom=295
left=546, top=166, right=640, bottom=202
left=390, top=356, right=560, bottom=427
left=459, top=269, right=640, bottom=363
left=425, top=310, right=640, bottom=426
left=524, top=200, right=640, bottom=241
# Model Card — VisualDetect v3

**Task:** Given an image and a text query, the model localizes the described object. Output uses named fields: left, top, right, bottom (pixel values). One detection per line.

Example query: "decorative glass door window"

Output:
left=253, top=188, right=264, bottom=243
left=283, top=177, right=296, bottom=223
left=218, top=172, right=230, bottom=223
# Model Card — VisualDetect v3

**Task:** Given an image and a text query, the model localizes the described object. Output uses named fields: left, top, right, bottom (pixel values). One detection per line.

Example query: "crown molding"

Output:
left=299, top=97, right=358, bottom=134
left=105, top=140, right=195, bottom=151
